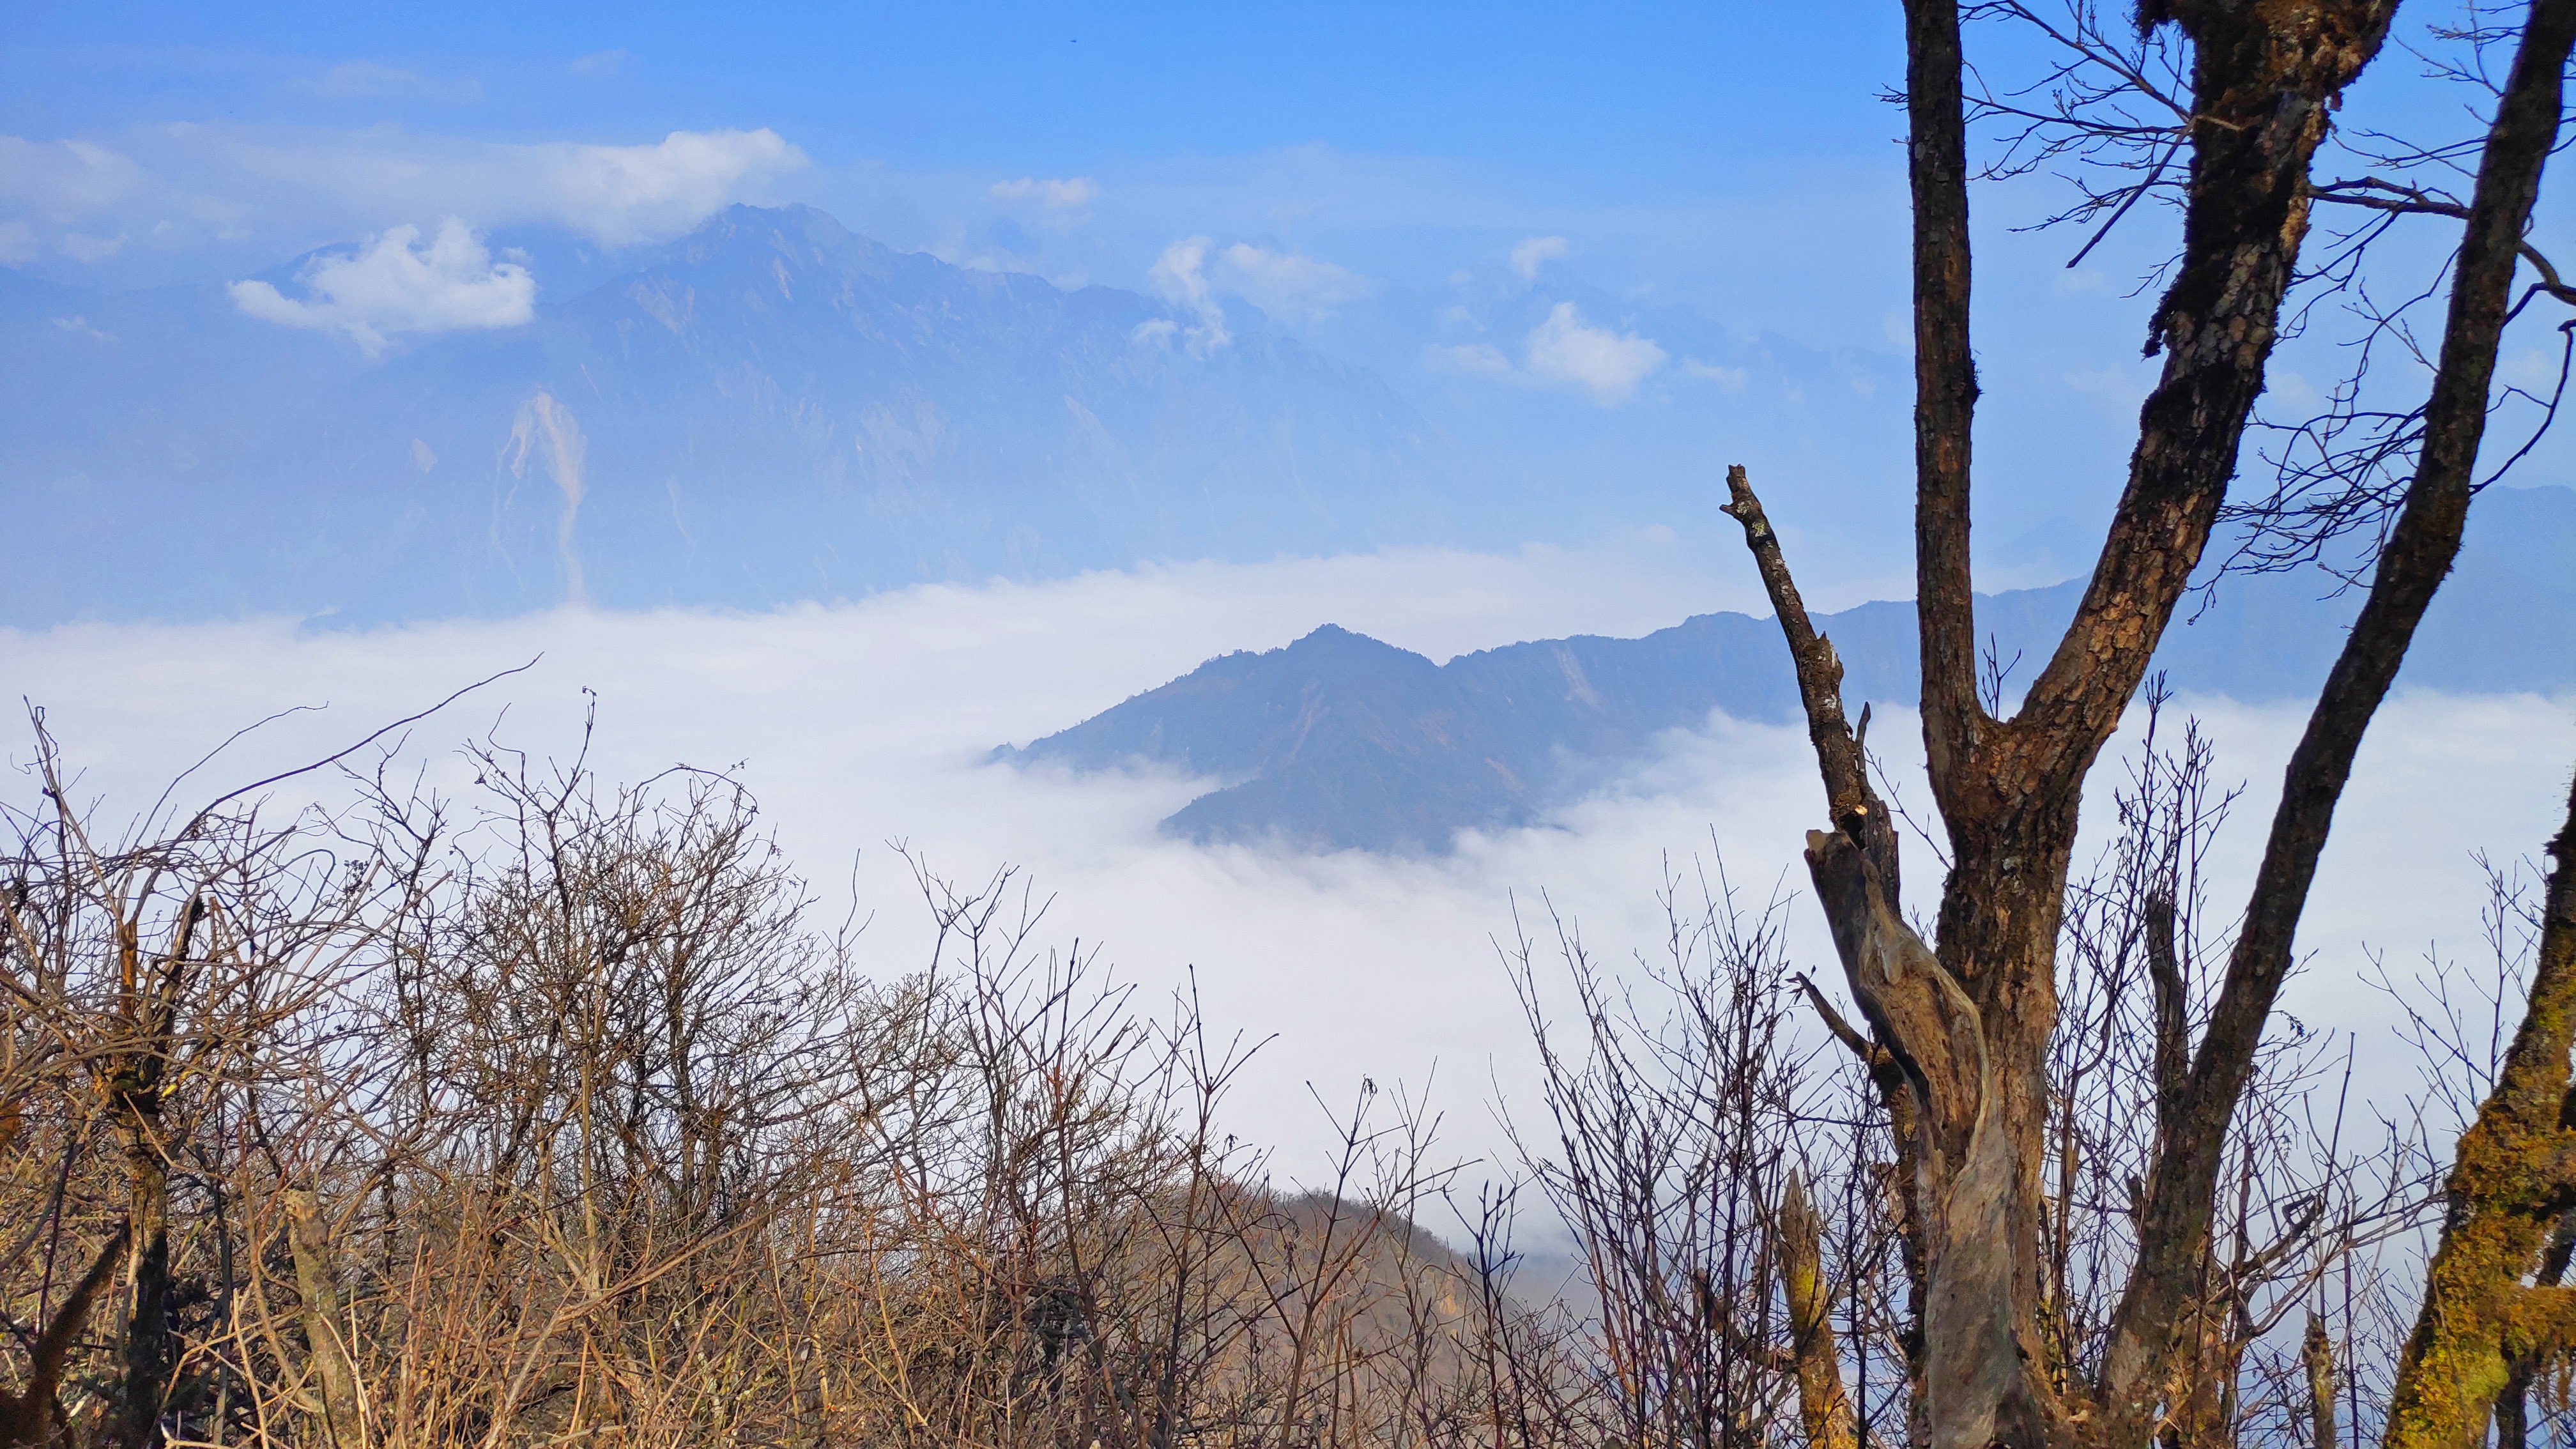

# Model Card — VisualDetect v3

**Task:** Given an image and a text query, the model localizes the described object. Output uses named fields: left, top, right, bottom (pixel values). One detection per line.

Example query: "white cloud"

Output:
left=0, top=124, right=806, bottom=261
left=540, top=130, right=806, bottom=244
left=57, top=231, right=125, bottom=262
left=1522, top=302, right=1667, bottom=404
left=569, top=50, right=632, bottom=78
left=988, top=176, right=1098, bottom=234
left=1143, top=236, right=1229, bottom=354
left=294, top=62, right=484, bottom=103
left=0, top=539, right=1756, bottom=1176
left=0, top=135, right=175, bottom=225
left=1510, top=234, right=1569, bottom=280
left=1682, top=358, right=1749, bottom=390
left=1423, top=305, right=1671, bottom=402
left=229, top=218, right=534, bottom=353
left=4, top=552, right=2564, bottom=1183
left=991, top=176, right=1100, bottom=211
left=1424, top=341, right=1515, bottom=377
left=1137, top=234, right=1374, bottom=339
left=1215, top=242, right=1372, bottom=325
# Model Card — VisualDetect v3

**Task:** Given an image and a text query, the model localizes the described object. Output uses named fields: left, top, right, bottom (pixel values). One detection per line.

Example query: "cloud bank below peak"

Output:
left=6, top=546, right=2563, bottom=1180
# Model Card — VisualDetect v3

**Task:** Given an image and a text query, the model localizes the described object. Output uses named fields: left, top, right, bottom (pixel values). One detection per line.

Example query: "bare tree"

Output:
left=1717, top=2, right=2576, bottom=1446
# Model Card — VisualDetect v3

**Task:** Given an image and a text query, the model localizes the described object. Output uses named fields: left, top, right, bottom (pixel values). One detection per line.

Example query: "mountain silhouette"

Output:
left=1002, top=484, right=2576, bottom=853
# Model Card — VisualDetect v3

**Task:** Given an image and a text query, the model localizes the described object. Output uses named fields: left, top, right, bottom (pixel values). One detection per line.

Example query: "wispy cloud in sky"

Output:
left=1426, top=300, right=1672, bottom=405
left=0, top=124, right=806, bottom=264
left=1524, top=301, right=1668, bottom=403
left=1216, top=241, right=1373, bottom=324
left=291, top=61, right=484, bottom=103
left=1143, top=236, right=1230, bottom=352
left=984, top=174, right=1097, bottom=211
left=1509, top=234, right=1568, bottom=280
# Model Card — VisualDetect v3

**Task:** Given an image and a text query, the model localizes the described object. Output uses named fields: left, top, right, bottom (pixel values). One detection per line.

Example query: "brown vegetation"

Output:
left=10, top=3, right=2576, bottom=1447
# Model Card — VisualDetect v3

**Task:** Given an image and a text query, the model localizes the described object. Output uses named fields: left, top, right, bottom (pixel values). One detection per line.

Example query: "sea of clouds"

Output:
left=7, top=542, right=2570, bottom=1194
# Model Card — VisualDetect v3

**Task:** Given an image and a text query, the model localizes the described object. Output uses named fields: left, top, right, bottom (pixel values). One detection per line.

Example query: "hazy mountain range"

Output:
left=2, top=204, right=1489, bottom=624
left=1001, top=484, right=2576, bottom=854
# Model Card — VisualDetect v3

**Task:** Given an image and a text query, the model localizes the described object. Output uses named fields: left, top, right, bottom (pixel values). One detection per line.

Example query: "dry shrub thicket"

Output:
left=3, top=686, right=2562, bottom=1449
left=0, top=717, right=1518, bottom=1449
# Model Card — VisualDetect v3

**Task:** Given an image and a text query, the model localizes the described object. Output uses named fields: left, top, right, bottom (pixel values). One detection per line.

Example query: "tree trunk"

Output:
left=106, top=899, right=199, bottom=1449
left=286, top=1188, right=364, bottom=1448
left=1780, top=1170, right=1862, bottom=1449
left=2383, top=772, right=2576, bottom=1449
left=2302, top=1311, right=2336, bottom=1449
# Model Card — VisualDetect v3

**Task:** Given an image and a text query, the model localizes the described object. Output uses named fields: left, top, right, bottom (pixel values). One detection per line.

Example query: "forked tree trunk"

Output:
left=1739, top=0, right=2572, bottom=1443
left=107, top=898, right=200, bottom=1449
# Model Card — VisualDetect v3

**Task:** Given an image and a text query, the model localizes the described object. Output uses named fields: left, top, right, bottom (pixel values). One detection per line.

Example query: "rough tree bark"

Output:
left=2382, top=774, right=2576, bottom=1449
left=2303, top=1310, right=2338, bottom=1449
left=1733, top=1, right=2571, bottom=1446
left=285, top=1188, right=364, bottom=1448
left=106, top=896, right=201, bottom=1449
left=2103, top=10, right=2576, bottom=1439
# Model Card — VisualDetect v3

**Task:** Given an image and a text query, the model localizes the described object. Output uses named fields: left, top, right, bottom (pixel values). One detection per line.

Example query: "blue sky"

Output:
left=4, top=1, right=2565, bottom=593
left=1, top=3, right=1908, bottom=339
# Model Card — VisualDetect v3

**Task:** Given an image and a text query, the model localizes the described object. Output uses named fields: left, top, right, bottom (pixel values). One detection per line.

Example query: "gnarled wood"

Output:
left=1728, top=464, right=2039, bottom=1449
left=2303, top=1310, right=2337, bottom=1449
left=2383, top=773, right=2576, bottom=1449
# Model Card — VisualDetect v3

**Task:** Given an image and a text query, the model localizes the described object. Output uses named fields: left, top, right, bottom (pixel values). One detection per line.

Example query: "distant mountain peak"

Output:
left=3, top=201, right=1478, bottom=623
left=1006, top=486, right=2574, bottom=855
left=664, top=202, right=894, bottom=272
left=1285, top=623, right=1418, bottom=657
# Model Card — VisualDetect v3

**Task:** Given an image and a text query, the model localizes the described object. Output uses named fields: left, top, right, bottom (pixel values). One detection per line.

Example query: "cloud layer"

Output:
left=1509, top=234, right=1568, bottom=280
left=8, top=546, right=2566, bottom=1181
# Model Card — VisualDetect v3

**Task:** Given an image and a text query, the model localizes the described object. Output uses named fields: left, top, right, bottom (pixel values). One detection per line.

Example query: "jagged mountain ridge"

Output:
left=1002, top=484, right=2576, bottom=854
left=1, top=205, right=1481, bottom=624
